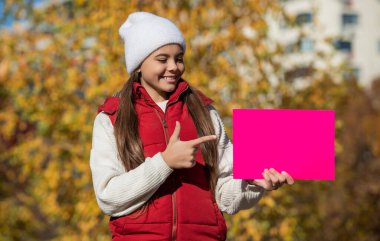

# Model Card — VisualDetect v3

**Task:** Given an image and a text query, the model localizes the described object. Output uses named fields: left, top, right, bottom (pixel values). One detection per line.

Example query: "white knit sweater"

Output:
left=90, top=104, right=264, bottom=217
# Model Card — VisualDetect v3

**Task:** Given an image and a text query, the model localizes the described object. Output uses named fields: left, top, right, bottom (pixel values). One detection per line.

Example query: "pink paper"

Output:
left=233, top=109, right=335, bottom=180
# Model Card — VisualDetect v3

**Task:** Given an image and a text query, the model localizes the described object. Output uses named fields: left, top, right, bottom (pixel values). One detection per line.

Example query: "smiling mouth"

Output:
left=160, top=76, right=178, bottom=83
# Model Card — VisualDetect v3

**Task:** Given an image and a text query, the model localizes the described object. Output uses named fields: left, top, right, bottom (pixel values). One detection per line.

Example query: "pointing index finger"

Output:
left=188, top=135, right=217, bottom=146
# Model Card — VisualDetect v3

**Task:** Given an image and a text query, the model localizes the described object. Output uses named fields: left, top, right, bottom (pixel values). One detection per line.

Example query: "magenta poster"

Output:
left=233, top=109, right=335, bottom=180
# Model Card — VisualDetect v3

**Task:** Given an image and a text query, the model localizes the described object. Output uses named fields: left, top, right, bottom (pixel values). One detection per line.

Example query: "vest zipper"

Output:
left=143, top=86, right=189, bottom=241
left=154, top=107, right=178, bottom=241
left=172, top=192, right=177, bottom=241
left=166, top=86, right=188, bottom=241
left=153, top=110, right=177, bottom=240
left=154, top=110, right=169, bottom=144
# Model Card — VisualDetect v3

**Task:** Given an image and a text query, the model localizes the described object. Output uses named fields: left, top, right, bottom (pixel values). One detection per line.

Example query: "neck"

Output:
left=140, top=83, right=169, bottom=103
left=147, top=89, right=169, bottom=102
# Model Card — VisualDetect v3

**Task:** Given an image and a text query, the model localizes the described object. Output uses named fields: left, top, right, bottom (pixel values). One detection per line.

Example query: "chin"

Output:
left=162, top=83, right=177, bottom=91
left=165, top=87, right=176, bottom=93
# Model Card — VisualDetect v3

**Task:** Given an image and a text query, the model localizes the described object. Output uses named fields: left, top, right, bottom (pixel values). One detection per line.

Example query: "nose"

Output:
left=167, top=59, right=178, bottom=72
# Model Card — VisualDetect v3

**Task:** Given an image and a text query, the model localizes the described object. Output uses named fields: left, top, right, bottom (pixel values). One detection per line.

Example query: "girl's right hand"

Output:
left=161, top=121, right=217, bottom=169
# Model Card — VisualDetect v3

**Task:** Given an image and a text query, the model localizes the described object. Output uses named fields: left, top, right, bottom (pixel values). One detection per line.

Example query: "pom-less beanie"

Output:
left=119, top=12, right=186, bottom=74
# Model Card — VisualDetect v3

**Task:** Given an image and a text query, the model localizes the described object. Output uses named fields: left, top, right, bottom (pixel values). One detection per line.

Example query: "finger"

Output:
left=249, top=179, right=265, bottom=187
left=267, top=171, right=279, bottom=190
left=170, top=121, right=181, bottom=142
left=267, top=168, right=279, bottom=185
left=270, top=168, right=286, bottom=184
left=188, top=135, right=217, bottom=146
left=262, top=169, right=272, bottom=184
left=252, top=179, right=269, bottom=186
left=265, top=169, right=279, bottom=190
left=262, top=171, right=274, bottom=190
left=281, top=171, right=295, bottom=185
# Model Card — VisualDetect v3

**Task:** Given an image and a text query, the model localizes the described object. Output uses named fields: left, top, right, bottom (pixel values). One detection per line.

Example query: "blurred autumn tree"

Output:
left=1, top=0, right=379, bottom=240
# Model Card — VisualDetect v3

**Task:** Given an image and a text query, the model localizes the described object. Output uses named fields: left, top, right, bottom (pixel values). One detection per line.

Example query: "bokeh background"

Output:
left=1, top=0, right=380, bottom=240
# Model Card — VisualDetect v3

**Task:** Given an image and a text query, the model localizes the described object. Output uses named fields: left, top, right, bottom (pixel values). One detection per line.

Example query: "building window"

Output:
left=343, top=67, right=360, bottom=80
left=342, top=0, right=353, bottom=7
left=342, top=13, right=358, bottom=27
left=353, top=67, right=360, bottom=79
left=285, top=42, right=296, bottom=53
left=285, top=67, right=313, bottom=81
left=296, top=13, right=313, bottom=25
left=335, top=40, right=352, bottom=52
left=300, top=38, right=314, bottom=52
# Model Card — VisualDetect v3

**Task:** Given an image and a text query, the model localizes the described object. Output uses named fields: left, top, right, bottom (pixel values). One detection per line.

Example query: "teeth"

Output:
left=163, top=76, right=176, bottom=80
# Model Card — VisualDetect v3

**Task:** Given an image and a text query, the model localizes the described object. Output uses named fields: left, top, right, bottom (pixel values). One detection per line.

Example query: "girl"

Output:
left=90, top=12, right=294, bottom=241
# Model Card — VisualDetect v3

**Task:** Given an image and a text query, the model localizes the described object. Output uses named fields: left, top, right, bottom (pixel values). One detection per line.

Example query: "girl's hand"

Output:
left=247, top=168, right=294, bottom=191
left=161, top=121, right=217, bottom=169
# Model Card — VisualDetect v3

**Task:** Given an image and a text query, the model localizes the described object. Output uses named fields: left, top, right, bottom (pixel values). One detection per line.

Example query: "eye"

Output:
left=176, top=57, right=184, bottom=63
left=157, top=59, right=167, bottom=63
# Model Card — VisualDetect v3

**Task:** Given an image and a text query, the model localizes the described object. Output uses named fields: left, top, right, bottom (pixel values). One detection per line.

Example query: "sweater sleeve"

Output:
left=209, top=105, right=265, bottom=215
left=90, top=112, right=174, bottom=217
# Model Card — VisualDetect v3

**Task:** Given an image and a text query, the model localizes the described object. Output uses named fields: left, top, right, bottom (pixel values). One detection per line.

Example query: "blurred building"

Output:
left=270, top=0, right=380, bottom=87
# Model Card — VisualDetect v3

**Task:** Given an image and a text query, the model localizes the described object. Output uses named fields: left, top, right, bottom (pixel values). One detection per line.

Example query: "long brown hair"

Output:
left=114, top=72, right=219, bottom=195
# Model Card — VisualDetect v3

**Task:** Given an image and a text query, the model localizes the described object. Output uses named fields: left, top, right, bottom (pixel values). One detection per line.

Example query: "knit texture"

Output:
left=90, top=105, right=264, bottom=217
left=118, top=12, right=186, bottom=74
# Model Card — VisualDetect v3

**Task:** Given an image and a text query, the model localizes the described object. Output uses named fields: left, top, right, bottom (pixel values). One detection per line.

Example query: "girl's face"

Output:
left=138, top=44, right=185, bottom=102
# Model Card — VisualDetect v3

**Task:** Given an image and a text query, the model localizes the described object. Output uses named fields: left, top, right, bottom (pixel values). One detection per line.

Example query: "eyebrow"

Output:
left=154, top=52, right=184, bottom=58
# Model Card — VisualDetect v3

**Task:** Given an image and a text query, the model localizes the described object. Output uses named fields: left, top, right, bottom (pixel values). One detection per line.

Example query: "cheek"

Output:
left=142, top=68, right=164, bottom=81
left=150, top=65, right=166, bottom=77
left=179, top=64, right=185, bottom=74
left=140, top=61, right=165, bottom=76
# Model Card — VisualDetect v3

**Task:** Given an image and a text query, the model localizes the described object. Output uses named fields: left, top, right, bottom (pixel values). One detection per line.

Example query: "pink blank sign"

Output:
left=233, top=109, right=335, bottom=180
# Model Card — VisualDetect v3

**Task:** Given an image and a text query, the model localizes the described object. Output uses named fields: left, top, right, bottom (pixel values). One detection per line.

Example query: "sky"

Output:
left=0, top=0, right=14, bottom=28
left=0, top=0, right=46, bottom=29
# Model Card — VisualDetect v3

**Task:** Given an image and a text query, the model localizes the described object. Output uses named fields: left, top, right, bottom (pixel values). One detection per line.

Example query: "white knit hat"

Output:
left=119, top=12, right=186, bottom=74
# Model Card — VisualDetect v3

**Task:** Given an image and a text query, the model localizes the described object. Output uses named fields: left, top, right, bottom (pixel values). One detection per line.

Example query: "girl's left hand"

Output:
left=247, top=168, right=294, bottom=191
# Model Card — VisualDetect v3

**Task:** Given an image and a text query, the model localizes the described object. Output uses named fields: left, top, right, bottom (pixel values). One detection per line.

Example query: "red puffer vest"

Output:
left=98, top=80, right=227, bottom=241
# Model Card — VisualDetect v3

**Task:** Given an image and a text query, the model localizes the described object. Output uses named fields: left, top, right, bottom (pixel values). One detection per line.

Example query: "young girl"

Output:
left=90, top=12, right=294, bottom=241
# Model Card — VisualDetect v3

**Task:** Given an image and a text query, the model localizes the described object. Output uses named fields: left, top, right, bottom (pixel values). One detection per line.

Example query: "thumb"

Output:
left=170, top=121, right=181, bottom=142
left=250, top=179, right=270, bottom=190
